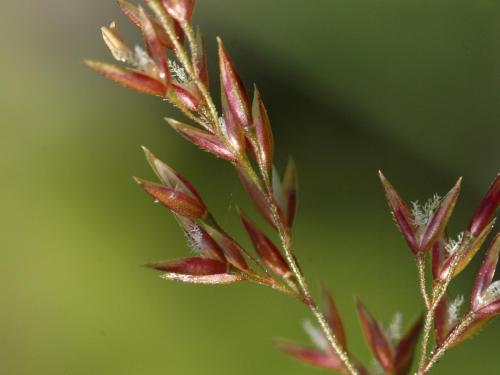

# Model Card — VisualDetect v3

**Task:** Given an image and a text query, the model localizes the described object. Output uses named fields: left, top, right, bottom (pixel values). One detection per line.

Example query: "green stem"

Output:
left=417, top=239, right=471, bottom=374
left=273, top=203, right=359, bottom=375
left=239, top=160, right=359, bottom=375
left=422, top=313, right=475, bottom=374
left=418, top=303, right=436, bottom=375
left=417, top=255, right=430, bottom=309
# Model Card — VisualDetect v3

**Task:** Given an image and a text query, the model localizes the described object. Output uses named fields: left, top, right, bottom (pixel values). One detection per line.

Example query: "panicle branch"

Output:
left=379, top=172, right=500, bottom=374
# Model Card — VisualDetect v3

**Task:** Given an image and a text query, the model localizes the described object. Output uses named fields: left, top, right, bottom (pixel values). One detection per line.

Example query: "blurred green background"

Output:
left=1, top=0, right=499, bottom=374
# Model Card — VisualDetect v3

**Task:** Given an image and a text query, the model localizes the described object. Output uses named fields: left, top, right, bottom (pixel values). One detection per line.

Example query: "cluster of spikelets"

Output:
left=379, top=173, right=500, bottom=373
left=277, top=174, right=500, bottom=374
left=87, top=0, right=302, bottom=297
left=87, top=1, right=500, bottom=374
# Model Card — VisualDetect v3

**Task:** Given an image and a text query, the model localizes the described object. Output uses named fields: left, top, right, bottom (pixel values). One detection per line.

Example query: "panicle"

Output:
left=87, top=1, right=500, bottom=372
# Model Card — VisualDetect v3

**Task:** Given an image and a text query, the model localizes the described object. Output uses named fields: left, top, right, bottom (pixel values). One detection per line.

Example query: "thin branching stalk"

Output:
left=417, top=255, right=430, bottom=309
left=271, top=202, right=359, bottom=375
left=240, top=154, right=360, bottom=375
left=417, top=240, right=471, bottom=372
left=418, top=289, right=438, bottom=375
left=423, top=313, right=475, bottom=374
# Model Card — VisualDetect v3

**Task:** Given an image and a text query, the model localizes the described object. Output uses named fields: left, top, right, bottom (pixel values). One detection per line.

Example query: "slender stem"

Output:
left=311, top=301, right=360, bottom=374
left=236, top=158, right=358, bottom=374
left=280, top=215, right=359, bottom=375
left=417, top=255, right=430, bottom=309
left=418, top=305, right=435, bottom=375
left=264, top=179, right=359, bottom=375
left=417, top=239, right=471, bottom=374
left=423, top=313, right=475, bottom=374
left=433, top=244, right=466, bottom=310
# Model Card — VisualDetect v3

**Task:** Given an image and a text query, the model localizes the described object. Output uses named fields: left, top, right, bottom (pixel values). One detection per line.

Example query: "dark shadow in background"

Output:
left=207, top=43, right=491, bottom=292
left=232, top=44, right=467, bottom=203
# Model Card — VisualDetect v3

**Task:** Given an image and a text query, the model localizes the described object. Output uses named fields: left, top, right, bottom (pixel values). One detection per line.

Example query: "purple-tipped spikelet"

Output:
left=239, top=211, right=291, bottom=278
left=470, top=234, right=500, bottom=318
left=468, top=174, right=500, bottom=237
left=356, top=300, right=423, bottom=375
left=217, top=38, right=251, bottom=131
left=166, top=118, right=236, bottom=161
left=379, top=172, right=461, bottom=254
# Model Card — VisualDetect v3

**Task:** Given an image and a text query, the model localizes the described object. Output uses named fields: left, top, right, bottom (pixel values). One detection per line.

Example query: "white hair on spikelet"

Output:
left=445, top=232, right=465, bottom=256
left=482, top=280, right=500, bottom=305
left=168, top=60, right=190, bottom=83
left=386, top=312, right=403, bottom=343
left=448, top=295, right=464, bottom=326
left=411, top=193, right=441, bottom=228
left=302, top=320, right=329, bottom=351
